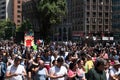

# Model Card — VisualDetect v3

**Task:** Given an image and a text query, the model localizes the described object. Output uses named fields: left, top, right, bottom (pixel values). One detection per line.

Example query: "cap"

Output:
left=114, top=60, right=120, bottom=66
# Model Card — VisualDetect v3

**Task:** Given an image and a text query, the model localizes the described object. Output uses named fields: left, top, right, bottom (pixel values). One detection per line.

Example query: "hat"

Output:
left=114, top=60, right=120, bottom=66
left=14, top=56, right=22, bottom=61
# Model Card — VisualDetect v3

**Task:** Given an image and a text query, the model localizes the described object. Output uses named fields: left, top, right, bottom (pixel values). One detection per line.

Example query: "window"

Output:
left=17, top=20, right=20, bottom=23
left=105, top=0, right=109, bottom=3
left=87, top=25, right=89, bottom=31
left=99, top=12, right=102, bottom=17
left=93, top=12, right=96, bottom=17
left=98, top=18, right=102, bottom=24
left=87, top=5, right=90, bottom=10
left=105, top=19, right=108, bottom=24
left=17, top=5, right=20, bottom=8
left=87, top=12, right=90, bottom=17
left=105, top=13, right=108, bottom=17
left=93, top=0, right=96, bottom=3
left=92, top=25, right=96, bottom=31
left=105, top=6, right=109, bottom=11
left=105, top=25, right=109, bottom=31
left=99, top=0, right=103, bottom=5
left=99, top=25, right=102, bottom=31
left=18, top=0, right=20, bottom=3
left=1, top=7, right=5, bottom=9
left=93, top=5, right=96, bottom=10
left=87, top=18, right=90, bottom=23
left=92, top=18, right=97, bottom=23
left=99, top=0, right=102, bottom=3
left=99, top=6, right=102, bottom=11
left=1, top=2, right=5, bottom=5
left=17, top=15, right=20, bottom=18
left=1, top=12, right=5, bottom=14
left=17, top=10, right=21, bottom=13
left=87, top=0, right=90, bottom=3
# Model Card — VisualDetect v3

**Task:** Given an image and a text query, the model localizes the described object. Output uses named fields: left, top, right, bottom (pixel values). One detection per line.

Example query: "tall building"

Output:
left=112, top=0, right=120, bottom=32
left=0, top=0, right=12, bottom=20
left=13, top=0, right=23, bottom=27
left=85, top=0, right=112, bottom=35
left=71, top=0, right=85, bottom=38
left=0, top=0, right=23, bottom=27
left=71, top=0, right=112, bottom=38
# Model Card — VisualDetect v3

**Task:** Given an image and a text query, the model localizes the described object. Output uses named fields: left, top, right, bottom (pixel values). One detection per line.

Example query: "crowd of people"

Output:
left=0, top=40, right=120, bottom=80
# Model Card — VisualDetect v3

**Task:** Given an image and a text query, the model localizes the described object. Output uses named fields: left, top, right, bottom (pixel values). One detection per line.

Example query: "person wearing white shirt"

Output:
left=49, top=57, right=67, bottom=80
left=110, top=60, right=120, bottom=80
left=6, top=56, right=27, bottom=80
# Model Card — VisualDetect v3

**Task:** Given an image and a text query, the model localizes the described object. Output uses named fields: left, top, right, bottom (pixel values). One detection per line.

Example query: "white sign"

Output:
left=102, top=37, right=109, bottom=40
left=109, top=37, right=114, bottom=40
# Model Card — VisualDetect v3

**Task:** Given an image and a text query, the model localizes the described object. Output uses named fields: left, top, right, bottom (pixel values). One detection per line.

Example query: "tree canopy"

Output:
left=0, top=19, right=15, bottom=39
left=17, top=19, right=32, bottom=32
left=32, top=0, right=67, bottom=40
left=37, top=0, right=66, bottom=24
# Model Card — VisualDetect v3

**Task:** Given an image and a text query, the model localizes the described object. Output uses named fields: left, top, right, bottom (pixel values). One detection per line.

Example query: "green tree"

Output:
left=17, top=19, right=32, bottom=32
left=32, top=0, right=66, bottom=40
left=0, top=19, right=15, bottom=39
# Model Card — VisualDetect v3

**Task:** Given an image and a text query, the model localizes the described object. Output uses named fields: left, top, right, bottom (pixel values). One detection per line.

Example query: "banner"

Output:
left=24, top=36, right=34, bottom=47
left=24, top=31, right=34, bottom=47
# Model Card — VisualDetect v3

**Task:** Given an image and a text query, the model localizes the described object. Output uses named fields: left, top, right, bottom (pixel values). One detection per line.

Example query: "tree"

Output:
left=0, top=19, right=15, bottom=39
left=17, top=19, right=32, bottom=32
left=32, top=0, right=67, bottom=40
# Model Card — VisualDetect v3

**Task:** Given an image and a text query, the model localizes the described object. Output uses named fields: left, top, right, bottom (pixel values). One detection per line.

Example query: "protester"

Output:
left=77, top=59, right=86, bottom=80
left=0, top=55, right=6, bottom=80
left=49, top=57, right=67, bottom=80
left=6, top=56, right=27, bottom=80
left=67, top=59, right=86, bottom=80
left=34, top=60, right=49, bottom=80
left=85, top=55, right=94, bottom=73
left=0, top=39, right=120, bottom=80
left=87, top=58, right=107, bottom=80
left=104, top=59, right=110, bottom=80
left=109, top=60, right=120, bottom=80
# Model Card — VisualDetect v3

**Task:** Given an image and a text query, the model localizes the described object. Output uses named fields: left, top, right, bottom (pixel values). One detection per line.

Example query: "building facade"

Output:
left=71, top=0, right=85, bottom=39
left=112, top=0, right=120, bottom=32
left=53, top=0, right=72, bottom=41
left=71, top=0, right=112, bottom=38
left=0, top=0, right=12, bottom=20
left=0, top=0, right=23, bottom=27
left=85, top=0, right=112, bottom=35
left=13, top=0, right=23, bottom=27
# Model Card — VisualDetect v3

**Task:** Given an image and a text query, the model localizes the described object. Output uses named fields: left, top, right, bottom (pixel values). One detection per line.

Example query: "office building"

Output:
left=13, top=0, right=23, bottom=27
left=112, top=0, right=120, bottom=32
left=0, top=0, right=12, bottom=20
left=85, top=0, right=112, bottom=33
left=0, top=0, right=23, bottom=27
